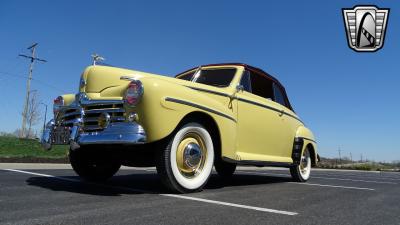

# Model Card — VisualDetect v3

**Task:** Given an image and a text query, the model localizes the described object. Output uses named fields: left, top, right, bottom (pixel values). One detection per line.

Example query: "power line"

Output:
left=32, top=78, right=67, bottom=93
left=0, top=71, right=29, bottom=79
left=0, top=57, right=25, bottom=74
left=0, top=71, right=67, bottom=93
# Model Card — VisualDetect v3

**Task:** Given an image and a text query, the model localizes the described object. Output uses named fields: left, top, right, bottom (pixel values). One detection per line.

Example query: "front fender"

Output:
left=61, top=94, right=76, bottom=106
left=132, top=78, right=237, bottom=159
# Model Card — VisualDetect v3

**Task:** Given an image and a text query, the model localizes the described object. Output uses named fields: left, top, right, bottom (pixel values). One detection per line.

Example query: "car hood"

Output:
left=81, top=65, right=233, bottom=98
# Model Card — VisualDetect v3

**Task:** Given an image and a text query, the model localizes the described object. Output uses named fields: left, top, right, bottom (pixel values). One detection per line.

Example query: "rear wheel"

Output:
left=156, top=122, right=214, bottom=193
left=215, top=160, right=236, bottom=178
left=290, top=147, right=311, bottom=182
left=69, top=147, right=121, bottom=182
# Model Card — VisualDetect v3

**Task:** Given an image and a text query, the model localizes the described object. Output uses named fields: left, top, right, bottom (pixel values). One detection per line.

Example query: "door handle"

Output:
left=279, top=110, right=284, bottom=117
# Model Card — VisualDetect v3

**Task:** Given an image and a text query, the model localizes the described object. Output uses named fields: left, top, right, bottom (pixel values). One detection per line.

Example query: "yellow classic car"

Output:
left=41, top=63, right=318, bottom=193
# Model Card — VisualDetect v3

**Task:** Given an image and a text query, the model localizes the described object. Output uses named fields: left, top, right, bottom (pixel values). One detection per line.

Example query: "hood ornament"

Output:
left=91, top=53, right=105, bottom=65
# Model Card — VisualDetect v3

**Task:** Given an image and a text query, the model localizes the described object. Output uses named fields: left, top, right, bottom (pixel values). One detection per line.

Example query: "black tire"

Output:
left=156, top=138, right=185, bottom=193
left=215, top=159, right=236, bottom=178
left=290, top=147, right=311, bottom=182
left=156, top=122, right=214, bottom=193
left=69, top=147, right=121, bottom=182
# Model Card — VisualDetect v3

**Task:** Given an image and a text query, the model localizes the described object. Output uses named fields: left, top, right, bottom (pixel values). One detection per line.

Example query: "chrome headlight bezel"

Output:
left=124, top=79, right=144, bottom=107
left=53, top=96, right=64, bottom=116
left=79, top=76, right=86, bottom=90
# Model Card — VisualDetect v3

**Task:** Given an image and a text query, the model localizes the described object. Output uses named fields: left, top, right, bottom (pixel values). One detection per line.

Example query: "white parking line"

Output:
left=161, top=194, right=297, bottom=215
left=311, top=176, right=396, bottom=184
left=238, top=171, right=375, bottom=191
left=290, top=182, right=375, bottom=191
left=312, top=173, right=400, bottom=181
left=239, top=171, right=396, bottom=185
left=2, top=169, right=298, bottom=216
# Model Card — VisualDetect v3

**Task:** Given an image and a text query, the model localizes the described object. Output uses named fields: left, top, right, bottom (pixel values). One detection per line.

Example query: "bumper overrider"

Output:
left=41, top=93, right=147, bottom=150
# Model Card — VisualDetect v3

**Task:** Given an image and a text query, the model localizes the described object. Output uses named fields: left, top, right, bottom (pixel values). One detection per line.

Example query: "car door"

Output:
left=235, top=70, right=293, bottom=163
left=271, top=82, right=301, bottom=159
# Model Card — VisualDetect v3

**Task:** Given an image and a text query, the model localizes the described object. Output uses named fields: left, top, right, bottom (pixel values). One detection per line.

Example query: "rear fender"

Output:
left=295, top=126, right=318, bottom=165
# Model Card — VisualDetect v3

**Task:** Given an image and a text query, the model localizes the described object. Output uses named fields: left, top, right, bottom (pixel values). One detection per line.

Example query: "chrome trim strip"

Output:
left=58, top=105, right=81, bottom=111
left=80, top=99, right=124, bottom=106
left=300, top=137, right=317, bottom=144
left=186, top=87, right=303, bottom=124
left=120, top=75, right=138, bottom=81
left=62, top=111, right=81, bottom=118
left=84, top=116, right=125, bottom=123
left=237, top=97, right=303, bottom=124
left=186, top=86, right=231, bottom=98
left=83, top=125, right=101, bottom=131
left=83, top=117, right=99, bottom=122
left=63, top=118, right=83, bottom=125
left=84, top=108, right=125, bottom=114
left=165, top=97, right=236, bottom=122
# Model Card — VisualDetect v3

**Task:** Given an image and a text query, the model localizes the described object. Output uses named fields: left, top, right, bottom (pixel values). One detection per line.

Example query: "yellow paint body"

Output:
left=61, top=65, right=317, bottom=165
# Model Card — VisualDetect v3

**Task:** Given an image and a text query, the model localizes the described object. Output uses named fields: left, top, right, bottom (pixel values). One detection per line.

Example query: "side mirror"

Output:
left=230, top=84, right=244, bottom=100
left=236, top=84, right=244, bottom=92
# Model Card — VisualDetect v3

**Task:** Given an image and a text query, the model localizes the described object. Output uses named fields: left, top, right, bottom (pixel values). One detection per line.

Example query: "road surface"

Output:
left=0, top=164, right=399, bottom=225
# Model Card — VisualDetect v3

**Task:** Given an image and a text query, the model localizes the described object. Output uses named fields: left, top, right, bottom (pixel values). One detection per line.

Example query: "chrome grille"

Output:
left=57, top=101, right=125, bottom=132
left=60, top=107, right=82, bottom=127
left=83, top=103, right=125, bottom=131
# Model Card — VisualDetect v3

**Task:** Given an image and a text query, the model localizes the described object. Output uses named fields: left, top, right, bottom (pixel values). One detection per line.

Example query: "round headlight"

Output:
left=79, top=76, right=86, bottom=90
left=53, top=96, right=64, bottom=115
left=125, top=80, right=144, bottom=107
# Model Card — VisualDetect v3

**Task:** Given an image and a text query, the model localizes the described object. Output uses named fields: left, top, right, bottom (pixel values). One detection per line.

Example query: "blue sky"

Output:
left=0, top=1, right=398, bottom=161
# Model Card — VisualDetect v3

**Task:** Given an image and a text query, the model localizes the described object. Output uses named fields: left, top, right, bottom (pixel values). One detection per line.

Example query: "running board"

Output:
left=222, top=157, right=294, bottom=168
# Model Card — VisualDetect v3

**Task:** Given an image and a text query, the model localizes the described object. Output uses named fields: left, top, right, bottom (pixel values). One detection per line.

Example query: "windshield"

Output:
left=177, top=68, right=236, bottom=87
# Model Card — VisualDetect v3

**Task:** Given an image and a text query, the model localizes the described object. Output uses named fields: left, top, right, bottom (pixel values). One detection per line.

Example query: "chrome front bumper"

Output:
left=41, top=120, right=147, bottom=150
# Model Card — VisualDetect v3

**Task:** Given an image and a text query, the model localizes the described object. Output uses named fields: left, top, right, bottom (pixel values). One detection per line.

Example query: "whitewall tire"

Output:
left=290, top=147, right=312, bottom=182
left=156, top=122, right=214, bottom=193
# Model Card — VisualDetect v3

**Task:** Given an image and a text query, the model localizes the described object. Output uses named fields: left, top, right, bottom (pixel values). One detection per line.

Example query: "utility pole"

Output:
left=338, top=147, right=342, bottom=165
left=350, top=152, right=353, bottom=163
left=91, top=53, right=105, bottom=65
left=19, top=43, right=47, bottom=138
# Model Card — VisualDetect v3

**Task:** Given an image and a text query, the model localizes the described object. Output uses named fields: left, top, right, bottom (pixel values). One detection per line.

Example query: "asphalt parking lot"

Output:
left=0, top=164, right=399, bottom=225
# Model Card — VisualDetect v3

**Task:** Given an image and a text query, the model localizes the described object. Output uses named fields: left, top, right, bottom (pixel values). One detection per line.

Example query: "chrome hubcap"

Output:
left=176, top=132, right=207, bottom=178
left=183, top=143, right=202, bottom=169
left=300, top=150, right=310, bottom=175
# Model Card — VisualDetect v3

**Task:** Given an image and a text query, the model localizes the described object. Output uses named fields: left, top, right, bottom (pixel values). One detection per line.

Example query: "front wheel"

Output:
left=69, top=147, right=121, bottom=182
left=156, top=122, right=214, bottom=193
left=290, top=147, right=311, bottom=182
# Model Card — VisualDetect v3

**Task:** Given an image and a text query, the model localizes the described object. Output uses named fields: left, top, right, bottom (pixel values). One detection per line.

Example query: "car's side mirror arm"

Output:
left=227, top=84, right=244, bottom=109
left=229, top=84, right=244, bottom=105
left=236, top=84, right=244, bottom=93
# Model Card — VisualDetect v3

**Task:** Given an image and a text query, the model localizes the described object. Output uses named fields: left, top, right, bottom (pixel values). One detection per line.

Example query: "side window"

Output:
left=249, top=71, right=273, bottom=100
left=240, top=70, right=252, bottom=92
left=177, top=71, right=195, bottom=81
left=273, top=83, right=288, bottom=107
